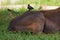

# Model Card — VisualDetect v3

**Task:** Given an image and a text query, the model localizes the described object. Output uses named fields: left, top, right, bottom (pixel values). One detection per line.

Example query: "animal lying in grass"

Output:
left=8, top=10, right=45, bottom=34
left=8, top=7, right=60, bottom=34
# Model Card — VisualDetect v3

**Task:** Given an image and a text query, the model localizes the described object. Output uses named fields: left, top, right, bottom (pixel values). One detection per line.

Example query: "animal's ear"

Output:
left=39, top=6, right=42, bottom=10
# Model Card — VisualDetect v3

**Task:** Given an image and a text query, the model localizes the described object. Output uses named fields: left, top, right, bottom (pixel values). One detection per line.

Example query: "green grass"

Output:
left=1, top=0, right=60, bottom=6
left=0, top=8, right=60, bottom=40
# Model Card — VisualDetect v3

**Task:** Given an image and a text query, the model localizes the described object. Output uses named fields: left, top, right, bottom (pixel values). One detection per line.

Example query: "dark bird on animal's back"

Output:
left=27, top=4, right=34, bottom=11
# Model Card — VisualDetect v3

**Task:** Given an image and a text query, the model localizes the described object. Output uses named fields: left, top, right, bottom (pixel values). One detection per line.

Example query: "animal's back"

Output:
left=8, top=11, right=45, bottom=34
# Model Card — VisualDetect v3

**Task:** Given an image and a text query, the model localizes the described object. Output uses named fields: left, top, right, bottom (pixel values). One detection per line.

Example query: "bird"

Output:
left=27, top=4, right=34, bottom=11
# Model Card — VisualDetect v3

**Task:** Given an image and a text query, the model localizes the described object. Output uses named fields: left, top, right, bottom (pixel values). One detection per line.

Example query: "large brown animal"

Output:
left=8, top=7, right=60, bottom=34
left=8, top=11, right=45, bottom=34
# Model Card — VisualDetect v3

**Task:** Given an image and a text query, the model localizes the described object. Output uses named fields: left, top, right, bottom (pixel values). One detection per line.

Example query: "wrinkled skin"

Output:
left=43, top=19, right=59, bottom=33
left=8, top=11, right=45, bottom=34
left=41, top=7, right=60, bottom=33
